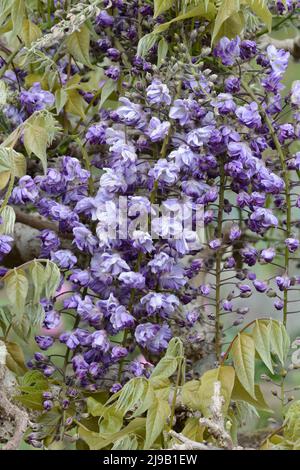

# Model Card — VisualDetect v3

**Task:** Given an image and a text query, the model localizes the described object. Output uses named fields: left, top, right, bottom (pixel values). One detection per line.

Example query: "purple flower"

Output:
left=35, top=335, right=54, bottom=350
left=209, top=239, right=221, bottom=250
left=118, top=271, right=145, bottom=289
left=110, top=383, right=122, bottom=393
left=253, top=280, right=268, bottom=293
left=261, top=247, right=275, bottom=262
left=276, top=276, right=291, bottom=291
left=129, top=360, right=145, bottom=377
left=291, top=80, right=300, bottom=107
left=169, top=99, right=191, bottom=126
left=90, top=330, right=110, bottom=351
left=39, top=230, right=60, bottom=257
left=86, top=123, right=107, bottom=145
left=266, top=45, right=289, bottom=74
left=148, top=252, right=174, bottom=274
left=186, top=126, right=214, bottom=147
left=73, top=225, right=98, bottom=254
left=116, top=97, right=143, bottom=126
left=200, top=284, right=211, bottom=296
left=146, top=79, right=171, bottom=105
left=229, top=225, right=241, bottom=241
left=274, top=299, right=284, bottom=310
left=135, top=323, right=172, bottom=354
left=110, top=305, right=135, bottom=331
left=59, top=331, right=80, bottom=350
left=240, top=40, right=257, bottom=60
left=147, top=117, right=170, bottom=142
left=149, top=159, right=179, bottom=184
left=0, top=235, right=13, bottom=256
left=140, top=292, right=179, bottom=317
left=213, top=36, right=241, bottom=66
left=223, top=300, right=233, bottom=311
left=96, top=252, right=130, bottom=276
left=236, top=102, right=261, bottom=128
left=248, top=208, right=278, bottom=233
left=132, top=230, right=154, bottom=253
left=51, top=249, right=77, bottom=269
left=11, top=176, right=39, bottom=204
left=20, top=82, right=54, bottom=113
left=111, top=346, right=128, bottom=361
left=96, top=10, right=114, bottom=27
left=285, top=237, right=299, bottom=253
left=186, top=310, right=199, bottom=325
left=107, top=47, right=121, bottom=61
left=212, top=93, right=236, bottom=114
left=224, top=76, right=240, bottom=93
left=105, top=66, right=120, bottom=80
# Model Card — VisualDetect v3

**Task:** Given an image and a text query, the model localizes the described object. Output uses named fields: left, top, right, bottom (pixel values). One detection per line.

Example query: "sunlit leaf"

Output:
left=21, top=19, right=42, bottom=46
left=154, top=0, right=174, bottom=18
left=4, top=268, right=28, bottom=319
left=144, top=397, right=170, bottom=449
left=253, top=319, right=274, bottom=374
left=66, top=24, right=91, bottom=67
left=270, top=320, right=290, bottom=366
left=232, top=333, right=255, bottom=398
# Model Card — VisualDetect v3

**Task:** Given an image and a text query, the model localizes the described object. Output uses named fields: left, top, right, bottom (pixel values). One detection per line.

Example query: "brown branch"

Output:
left=14, top=207, right=73, bottom=240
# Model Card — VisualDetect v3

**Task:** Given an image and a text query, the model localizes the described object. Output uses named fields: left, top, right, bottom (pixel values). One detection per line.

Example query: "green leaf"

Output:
left=154, top=3, right=216, bottom=34
left=137, top=33, right=158, bottom=57
left=242, top=0, right=272, bottom=32
left=157, top=37, right=169, bottom=67
left=21, top=370, right=48, bottom=390
left=253, top=319, right=274, bottom=374
left=150, top=356, right=178, bottom=380
left=100, top=79, right=117, bottom=108
left=11, top=0, right=25, bottom=37
left=99, top=406, right=123, bottom=434
left=212, top=0, right=240, bottom=44
left=214, top=11, right=244, bottom=44
left=23, top=116, right=49, bottom=173
left=4, top=269, right=28, bottom=319
left=181, top=417, right=204, bottom=442
left=198, top=366, right=235, bottom=416
left=29, top=261, right=45, bottom=304
left=78, top=418, right=146, bottom=450
left=66, top=24, right=91, bottom=67
left=0, top=0, right=14, bottom=25
left=14, top=391, right=44, bottom=410
left=0, top=205, right=15, bottom=235
left=232, top=333, right=256, bottom=398
left=165, top=337, right=184, bottom=357
left=181, top=379, right=202, bottom=410
left=115, top=377, right=148, bottom=414
left=232, top=376, right=270, bottom=411
left=0, top=147, right=26, bottom=180
left=5, top=340, right=27, bottom=375
left=55, top=88, right=68, bottom=114
left=144, top=397, right=170, bottom=449
left=284, top=401, right=300, bottom=443
left=43, top=261, right=61, bottom=298
left=66, top=89, right=86, bottom=119
left=87, top=397, right=108, bottom=417
left=270, top=320, right=290, bottom=366
left=112, top=435, right=138, bottom=450
left=131, top=382, right=156, bottom=418
left=154, top=0, right=174, bottom=18
left=21, top=19, right=42, bottom=46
